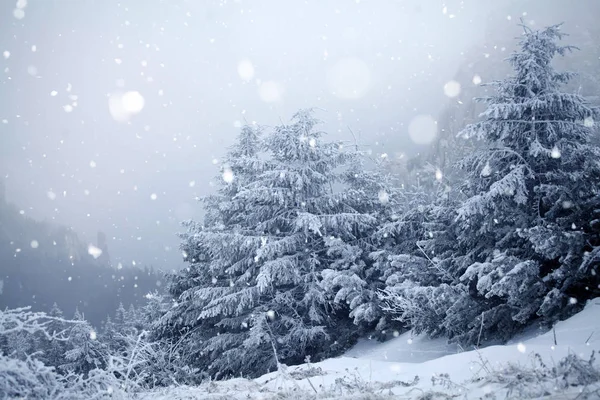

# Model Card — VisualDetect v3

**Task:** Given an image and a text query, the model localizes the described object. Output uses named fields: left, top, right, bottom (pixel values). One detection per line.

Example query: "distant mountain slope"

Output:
left=0, top=189, right=162, bottom=327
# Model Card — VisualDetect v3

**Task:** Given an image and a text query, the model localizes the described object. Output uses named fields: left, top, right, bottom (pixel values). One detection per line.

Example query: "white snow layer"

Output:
left=140, top=298, right=600, bottom=399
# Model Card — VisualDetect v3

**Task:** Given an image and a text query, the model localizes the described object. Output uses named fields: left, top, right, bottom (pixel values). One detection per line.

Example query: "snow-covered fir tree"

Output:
left=381, top=24, right=600, bottom=345
left=447, top=24, right=599, bottom=344
left=157, top=111, right=384, bottom=379
left=320, top=151, right=398, bottom=331
left=61, top=308, right=108, bottom=377
left=38, top=303, right=68, bottom=368
left=156, top=122, right=267, bottom=379
left=376, top=180, right=463, bottom=337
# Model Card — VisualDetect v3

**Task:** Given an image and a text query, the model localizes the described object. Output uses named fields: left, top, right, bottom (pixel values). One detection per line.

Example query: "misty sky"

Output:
left=0, top=0, right=592, bottom=269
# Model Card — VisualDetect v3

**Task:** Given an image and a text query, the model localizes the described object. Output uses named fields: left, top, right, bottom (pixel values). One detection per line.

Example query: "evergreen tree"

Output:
left=156, top=123, right=266, bottom=379
left=157, top=111, right=380, bottom=379
left=380, top=24, right=600, bottom=345
left=449, top=23, right=600, bottom=343
left=376, top=181, right=463, bottom=337
left=61, top=309, right=107, bottom=376
left=320, top=152, right=398, bottom=331
left=38, top=303, right=68, bottom=368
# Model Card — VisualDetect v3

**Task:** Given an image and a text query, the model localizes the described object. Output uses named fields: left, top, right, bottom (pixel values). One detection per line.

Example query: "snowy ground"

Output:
left=140, top=299, right=600, bottom=399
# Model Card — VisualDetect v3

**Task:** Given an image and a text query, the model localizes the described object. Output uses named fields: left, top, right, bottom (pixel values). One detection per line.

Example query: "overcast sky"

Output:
left=0, top=0, right=594, bottom=269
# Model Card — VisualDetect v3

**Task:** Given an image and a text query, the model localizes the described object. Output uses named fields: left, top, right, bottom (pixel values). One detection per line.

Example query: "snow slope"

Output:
left=142, top=298, right=600, bottom=399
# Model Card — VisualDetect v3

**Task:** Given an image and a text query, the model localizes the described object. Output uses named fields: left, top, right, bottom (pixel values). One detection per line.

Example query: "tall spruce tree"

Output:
left=376, top=181, right=463, bottom=337
left=61, top=309, right=107, bottom=376
left=449, top=23, right=600, bottom=343
left=380, top=23, right=600, bottom=345
left=320, top=152, right=398, bottom=330
left=38, top=303, right=68, bottom=368
left=155, top=123, right=267, bottom=379
left=156, top=111, right=381, bottom=380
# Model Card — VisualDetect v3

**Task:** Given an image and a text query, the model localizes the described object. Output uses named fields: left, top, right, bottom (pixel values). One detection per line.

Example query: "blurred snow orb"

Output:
left=327, top=57, right=371, bottom=99
left=408, top=115, right=437, bottom=145
left=16, top=0, right=27, bottom=8
left=90, top=330, right=97, bottom=340
left=50, top=90, right=58, bottom=97
left=222, top=168, right=234, bottom=183
left=150, top=193, right=157, bottom=200
left=481, top=162, right=492, bottom=177
left=551, top=146, right=561, bottom=159
left=237, top=59, right=255, bottom=81
left=108, top=91, right=145, bottom=122
left=258, top=81, right=283, bottom=102
left=435, top=168, right=443, bottom=181
left=584, top=116, right=594, bottom=128
left=2, top=51, right=9, bottom=59
left=472, top=75, right=482, bottom=85
left=30, top=240, right=39, bottom=249
left=517, top=343, right=526, bottom=353
left=122, top=91, right=145, bottom=113
left=47, top=191, right=56, bottom=200
left=378, top=190, right=389, bottom=204
left=88, top=244, right=103, bottom=259
left=267, top=310, right=276, bottom=320
left=443, top=80, right=461, bottom=97
left=13, top=8, right=25, bottom=20
left=63, top=105, right=73, bottom=113
left=89, top=160, right=97, bottom=168
left=27, top=65, right=37, bottom=76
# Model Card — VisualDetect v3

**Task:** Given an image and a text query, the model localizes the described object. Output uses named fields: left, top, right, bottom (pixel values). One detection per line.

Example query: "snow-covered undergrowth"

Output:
left=139, top=299, right=600, bottom=399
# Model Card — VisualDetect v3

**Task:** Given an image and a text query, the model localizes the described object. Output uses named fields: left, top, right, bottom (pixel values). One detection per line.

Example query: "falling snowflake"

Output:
left=481, top=162, right=492, bottom=177
left=223, top=168, right=234, bottom=183
left=30, top=240, right=39, bottom=249
left=517, top=343, right=526, bottom=353
left=13, top=8, right=25, bottom=20
left=121, top=91, right=145, bottom=113
left=443, top=80, right=461, bottom=97
left=408, top=115, right=437, bottom=145
left=237, top=59, right=255, bottom=80
left=88, top=244, right=103, bottom=259
left=551, top=146, right=561, bottom=159
left=378, top=190, right=389, bottom=204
